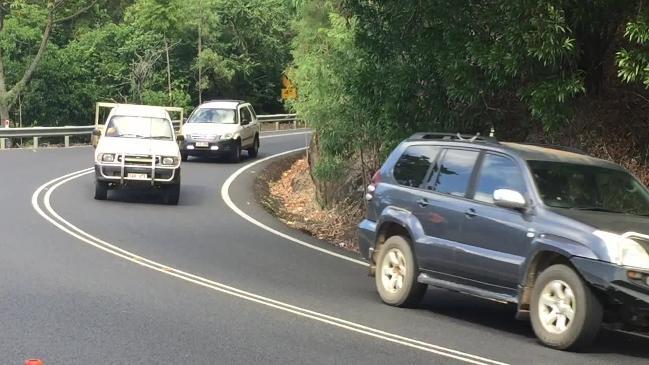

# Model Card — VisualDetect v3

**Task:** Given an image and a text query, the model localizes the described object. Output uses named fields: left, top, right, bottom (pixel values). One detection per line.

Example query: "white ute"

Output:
left=93, top=104, right=183, bottom=205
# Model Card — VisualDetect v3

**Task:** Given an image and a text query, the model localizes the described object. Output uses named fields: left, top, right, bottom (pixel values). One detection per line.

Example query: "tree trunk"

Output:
left=0, top=102, right=8, bottom=122
left=0, top=101, right=10, bottom=147
left=198, top=22, right=203, bottom=104
left=164, top=37, right=172, bottom=103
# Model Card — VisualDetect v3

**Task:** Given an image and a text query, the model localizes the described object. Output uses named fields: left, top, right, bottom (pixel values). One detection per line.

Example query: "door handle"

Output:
left=417, top=198, right=430, bottom=208
left=465, top=208, right=477, bottom=218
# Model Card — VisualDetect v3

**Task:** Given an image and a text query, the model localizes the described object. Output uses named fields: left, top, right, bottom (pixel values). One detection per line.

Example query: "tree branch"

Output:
left=53, top=0, right=98, bottom=24
left=0, top=3, right=6, bottom=33
left=5, top=6, right=55, bottom=107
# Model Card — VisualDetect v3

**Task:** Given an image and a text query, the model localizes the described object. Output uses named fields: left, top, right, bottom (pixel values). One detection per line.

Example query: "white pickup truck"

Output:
left=93, top=104, right=184, bottom=205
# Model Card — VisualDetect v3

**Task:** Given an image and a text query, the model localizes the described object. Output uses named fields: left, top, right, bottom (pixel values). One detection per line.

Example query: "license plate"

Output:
left=127, top=173, right=148, bottom=179
left=196, top=142, right=209, bottom=147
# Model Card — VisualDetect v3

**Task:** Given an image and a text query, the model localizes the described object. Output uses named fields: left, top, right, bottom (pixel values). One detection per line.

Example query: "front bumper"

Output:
left=181, top=138, right=237, bottom=155
left=95, top=155, right=180, bottom=186
left=573, top=257, right=649, bottom=329
left=358, top=219, right=378, bottom=261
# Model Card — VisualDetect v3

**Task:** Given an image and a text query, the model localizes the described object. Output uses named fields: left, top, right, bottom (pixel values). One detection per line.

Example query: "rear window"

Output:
left=431, top=149, right=479, bottom=197
left=393, top=145, right=440, bottom=188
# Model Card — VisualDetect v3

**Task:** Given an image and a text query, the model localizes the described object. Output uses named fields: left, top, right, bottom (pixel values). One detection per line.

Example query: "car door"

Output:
left=238, top=106, right=254, bottom=147
left=247, top=105, right=260, bottom=133
left=415, top=148, right=481, bottom=277
left=387, top=145, right=454, bottom=274
left=455, top=152, right=533, bottom=291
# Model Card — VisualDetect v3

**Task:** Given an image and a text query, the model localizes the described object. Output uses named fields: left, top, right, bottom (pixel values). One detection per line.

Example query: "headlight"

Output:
left=594, top=230, right=649, bottom=270
left=161, top=156, right=177, bottom=165
left=100, top=153, right=115, bottom=162
left=220, top=133, right=233, bottom=140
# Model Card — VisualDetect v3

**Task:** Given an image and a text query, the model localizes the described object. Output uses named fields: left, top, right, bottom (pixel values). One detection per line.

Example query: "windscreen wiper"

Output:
left=572, top=207, right=624, bottom=213
left=144, top=136, right=172, bottom=140
left=114, top=133, right=144, bottom=138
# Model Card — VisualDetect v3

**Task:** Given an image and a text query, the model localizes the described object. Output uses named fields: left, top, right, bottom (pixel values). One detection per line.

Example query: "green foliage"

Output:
left=4, top=0, right=293, bottom=126
left=194, top=0, right=294, bottom=109
left=288, top=1, right=370, bottom=181
left=289, top=0, right=649, bottom=204
left=617, top=8, right=649, bottom=87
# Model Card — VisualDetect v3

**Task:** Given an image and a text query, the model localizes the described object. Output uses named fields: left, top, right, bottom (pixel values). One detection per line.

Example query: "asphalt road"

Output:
left=1, top=131, right=648, bottom=364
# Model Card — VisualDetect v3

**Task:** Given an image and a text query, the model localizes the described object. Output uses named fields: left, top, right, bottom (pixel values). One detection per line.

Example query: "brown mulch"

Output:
left=255, top=153, right=362, bottom=252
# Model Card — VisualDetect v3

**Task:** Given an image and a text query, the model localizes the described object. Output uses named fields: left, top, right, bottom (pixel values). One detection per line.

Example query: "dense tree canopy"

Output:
left=287, top=0, right=649, bottom=205
left=1, top=0, right=293, bottom=127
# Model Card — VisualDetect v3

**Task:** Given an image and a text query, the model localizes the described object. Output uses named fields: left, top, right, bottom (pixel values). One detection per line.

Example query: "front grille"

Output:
left=191, top=133, right=218, bottom=141
left=155, top=170, right=173, bottom=179
left=117, top=155, right=159, bottom=166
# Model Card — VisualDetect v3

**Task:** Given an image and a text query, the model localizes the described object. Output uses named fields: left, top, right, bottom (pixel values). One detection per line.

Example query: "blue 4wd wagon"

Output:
left=358, top=133, right=649, bottom=350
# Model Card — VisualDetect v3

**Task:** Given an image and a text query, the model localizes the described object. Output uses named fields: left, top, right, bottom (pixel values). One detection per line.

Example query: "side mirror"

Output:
left=92, top=129, right=102, bottom=136
left=493, top=189, right=527, bottom=210
left=241, top=118, right=250, bottom=126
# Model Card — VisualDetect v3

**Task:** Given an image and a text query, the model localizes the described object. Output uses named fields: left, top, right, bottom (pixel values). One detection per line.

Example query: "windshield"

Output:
left=105, top=116, right=173, bottom=140
left=529, top=160, right=649, bottom=216
left=187, top=108, right=237, bottom=124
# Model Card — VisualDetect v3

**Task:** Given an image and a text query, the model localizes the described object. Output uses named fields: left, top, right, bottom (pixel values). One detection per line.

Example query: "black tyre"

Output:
left=181, top=151, right=189, bottom=162
left=530, top=264, right=602, bottom=351
left=247, top=135, right=259, bottom=158
left=163, top=184, right=180, bottom=205
left=375, top=235, right=427, bottom=307
left=94, top=180, right=108, bottom=200
left=229, top=140, right=242, bottom=163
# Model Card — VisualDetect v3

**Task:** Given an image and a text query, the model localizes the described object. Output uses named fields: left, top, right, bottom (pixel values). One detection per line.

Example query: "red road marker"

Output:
left=25, top=360, right=44, bottom=365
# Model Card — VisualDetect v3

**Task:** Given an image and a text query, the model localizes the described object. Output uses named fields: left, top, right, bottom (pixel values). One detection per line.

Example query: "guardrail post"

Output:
left=33, top=137, right=39, bottom=149
left=275, top=122, right=280, bottom=131
left=293, top=120, right=297, bottom=129
left=0, top=138, right=5, bottom=150
left=64, top=135, right=70, bottom=147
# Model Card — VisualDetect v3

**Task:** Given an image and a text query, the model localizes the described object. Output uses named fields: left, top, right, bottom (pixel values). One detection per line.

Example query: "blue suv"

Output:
left=358, top=133, right=649, bottom=350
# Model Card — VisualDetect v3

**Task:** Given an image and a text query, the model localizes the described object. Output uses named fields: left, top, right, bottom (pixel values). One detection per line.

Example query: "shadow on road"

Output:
left=185, top=154, right=257, bottom=164
left=418, top=288, right=649, bottom=359
left=107, top=184, right=209, bottom=206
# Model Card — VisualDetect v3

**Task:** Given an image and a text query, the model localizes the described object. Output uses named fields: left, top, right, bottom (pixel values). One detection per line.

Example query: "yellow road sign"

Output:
left=282, top=87, right=297, bottom=101
left=281, top=74, right=297, bottom=101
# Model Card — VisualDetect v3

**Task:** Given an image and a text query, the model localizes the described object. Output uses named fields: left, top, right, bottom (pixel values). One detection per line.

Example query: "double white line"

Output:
left=31, top=158, right=509, bottom=365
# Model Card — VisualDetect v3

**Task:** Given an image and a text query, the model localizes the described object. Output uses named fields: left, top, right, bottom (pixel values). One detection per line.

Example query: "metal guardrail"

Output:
left=257, top=114, right=297, bottom=122
left=0, top=114, right=301, bottom=149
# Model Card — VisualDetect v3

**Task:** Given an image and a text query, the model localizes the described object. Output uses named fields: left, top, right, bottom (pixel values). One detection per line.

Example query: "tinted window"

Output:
left=432, top=149, right=479, bottom=197
left=393, top=146, right=440, bottom=188
left=474, top=154, right=526, bottom=203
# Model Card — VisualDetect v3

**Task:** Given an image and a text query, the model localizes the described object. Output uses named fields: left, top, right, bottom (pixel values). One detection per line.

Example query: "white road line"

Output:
left=259, top=129, right=311, bottom=139
left=31, top=168, right=509, bottom=365
left=221, top=147, right=369, bottom=266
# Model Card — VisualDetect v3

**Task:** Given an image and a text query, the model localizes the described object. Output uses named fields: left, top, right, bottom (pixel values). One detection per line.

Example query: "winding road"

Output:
left=2, top=131, right=648, bottom=364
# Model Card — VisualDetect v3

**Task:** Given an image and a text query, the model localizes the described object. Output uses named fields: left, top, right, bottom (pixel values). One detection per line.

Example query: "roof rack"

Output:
left=203, top=99, right=246, bottom=104
left=520, top=143, right=587, bottom=155
left=408, top=132, right=499, bottom=144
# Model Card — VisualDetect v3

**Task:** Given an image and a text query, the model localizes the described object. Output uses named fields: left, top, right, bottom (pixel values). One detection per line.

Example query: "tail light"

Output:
left=365, top=170, right=381, bottom=201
